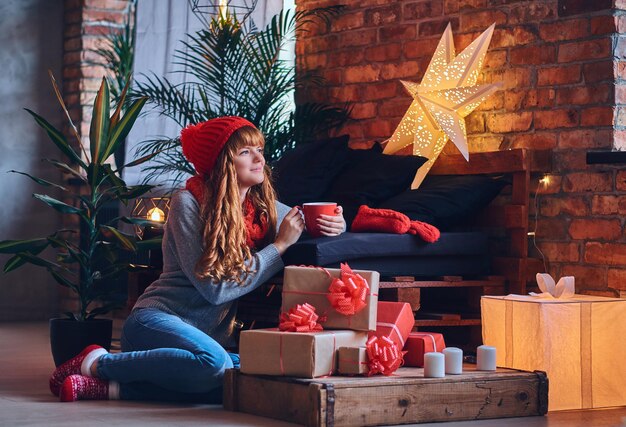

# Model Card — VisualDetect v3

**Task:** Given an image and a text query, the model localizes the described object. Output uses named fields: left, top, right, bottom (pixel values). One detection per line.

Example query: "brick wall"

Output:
left=296, top=0, right=625, bottom=296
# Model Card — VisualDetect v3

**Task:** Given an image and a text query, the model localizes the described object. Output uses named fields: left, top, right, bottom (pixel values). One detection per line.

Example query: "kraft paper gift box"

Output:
left=368, top=301, right=414, bottom=350
left=281, top=265, right=380, bottom=331
left=403, top=332, right=446, bottom=367
left=481, top=294, right=626, bottom=411
left=239, top=329, right=368, bottom=378
left=337, top=347, right=369, bottom=375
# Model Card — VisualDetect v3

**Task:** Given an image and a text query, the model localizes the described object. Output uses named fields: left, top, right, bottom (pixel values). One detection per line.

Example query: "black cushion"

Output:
left=378, top=175, right=510, bottom=230
left=272, top=135, right=350, bottom=206
left=322, top=148, right=427, bottom=226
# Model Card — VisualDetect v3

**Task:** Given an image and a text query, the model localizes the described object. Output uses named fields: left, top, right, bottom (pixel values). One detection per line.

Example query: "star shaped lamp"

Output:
left=384, top=23, right=502, bottom=189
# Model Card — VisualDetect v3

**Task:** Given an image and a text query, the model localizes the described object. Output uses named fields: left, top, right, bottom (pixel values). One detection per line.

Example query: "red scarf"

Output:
left=185, top=175, right=268, bottom=249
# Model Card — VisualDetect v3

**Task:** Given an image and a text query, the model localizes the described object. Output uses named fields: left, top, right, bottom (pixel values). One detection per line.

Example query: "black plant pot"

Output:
left=49, top=318, right=113, bottom=367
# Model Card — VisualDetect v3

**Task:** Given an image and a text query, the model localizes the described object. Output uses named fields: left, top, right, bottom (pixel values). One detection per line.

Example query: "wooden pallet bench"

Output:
left=224, top=365, right=548, bottom=427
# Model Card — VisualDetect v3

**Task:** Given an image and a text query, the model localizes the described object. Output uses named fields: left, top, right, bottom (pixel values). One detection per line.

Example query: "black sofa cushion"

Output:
left=377, top=175, right=510, bottom=230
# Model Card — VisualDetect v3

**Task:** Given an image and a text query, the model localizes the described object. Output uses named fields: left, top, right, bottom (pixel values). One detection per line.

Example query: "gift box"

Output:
left=369, top=301, right=414, bottom=350
left=482, top=294, right=626, bottom=411
left=239, top=329, right=368, bottom=378
left=337, top=346, right=369, bottom=375
left=281, top=265, right=380, bottom=331
left=403, top=332, right=446, bottom=367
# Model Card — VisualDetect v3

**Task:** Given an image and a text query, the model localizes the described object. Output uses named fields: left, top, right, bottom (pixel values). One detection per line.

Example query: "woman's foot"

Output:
left=59, top=375, right=114, bottom=402
left=49, top=345, right=108, bottom=396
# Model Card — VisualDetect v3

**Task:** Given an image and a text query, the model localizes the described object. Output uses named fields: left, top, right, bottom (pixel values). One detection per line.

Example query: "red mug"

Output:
left=301, top=202, right=337, bottom=238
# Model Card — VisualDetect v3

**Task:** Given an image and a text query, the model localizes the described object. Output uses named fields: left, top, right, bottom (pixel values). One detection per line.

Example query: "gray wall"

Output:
left=0, top=0, right=64, bottom=320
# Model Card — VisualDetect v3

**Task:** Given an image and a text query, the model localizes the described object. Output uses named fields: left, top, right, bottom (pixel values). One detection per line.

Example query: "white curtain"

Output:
left=125, top=0, right=285, bottom=186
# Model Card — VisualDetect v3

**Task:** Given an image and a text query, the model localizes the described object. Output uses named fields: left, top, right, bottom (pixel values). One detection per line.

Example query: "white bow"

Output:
left=531, top=273, right=575, bottom=299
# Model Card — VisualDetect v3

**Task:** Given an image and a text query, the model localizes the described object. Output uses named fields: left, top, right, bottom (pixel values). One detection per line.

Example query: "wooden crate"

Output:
left=224, top=365, right=548, bottom=427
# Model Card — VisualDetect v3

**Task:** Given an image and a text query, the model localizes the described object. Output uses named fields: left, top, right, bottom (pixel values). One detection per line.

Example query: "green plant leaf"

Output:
left=86, top=302, right=123, bottom=319
left=119, top=216, right=163, bottom=227
left=136, top=237, right=162, bottom=251
left=100, top=225, right=137, bottom=251
left=6, top=252, right=61, bottom=271
left=103, top=97, right=148, bottom=161
left=24, top=108, right=87, bottom=169
left=90, top=78, right=111, bottom=167
left=119, top=150, right=161, bottom=170
left=33, top=194, right=83, bottom=215
left=8, top=170, right=68, bottom=191
left=43, top=159, right=87, bottom=183
left=0, top=238, right=49, bottom=254
left=50, top=270, right=78, bottom=291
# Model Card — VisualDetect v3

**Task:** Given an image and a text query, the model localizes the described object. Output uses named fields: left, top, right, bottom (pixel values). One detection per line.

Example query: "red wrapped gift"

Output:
left=403, top=332, right=446, bottom=367
left=368, top=301, right=414, bottom=350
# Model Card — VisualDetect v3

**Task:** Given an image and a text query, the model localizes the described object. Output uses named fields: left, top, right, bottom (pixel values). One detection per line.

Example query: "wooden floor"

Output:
left=1, top=322, right=625, bottom=427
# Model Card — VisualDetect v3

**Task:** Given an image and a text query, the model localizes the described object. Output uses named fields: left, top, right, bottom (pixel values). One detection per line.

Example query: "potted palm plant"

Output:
left=0, top=73, right=158, bottom=366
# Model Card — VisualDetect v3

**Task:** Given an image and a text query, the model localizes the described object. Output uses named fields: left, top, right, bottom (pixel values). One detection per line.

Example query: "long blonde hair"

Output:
left=194, top=126, right=278, bottom=284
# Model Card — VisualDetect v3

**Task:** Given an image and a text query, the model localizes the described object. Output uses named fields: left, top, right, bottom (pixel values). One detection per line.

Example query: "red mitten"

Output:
left=408, top=220, right=440, bottom=243
left=351, top=205, right=410, bottom=234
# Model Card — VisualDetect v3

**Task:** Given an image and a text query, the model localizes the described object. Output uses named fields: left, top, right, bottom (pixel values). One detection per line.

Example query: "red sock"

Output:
left=408, top=220, right=440, bottom=243
left=59, top=375, right=109, bottom=402
left=49, top=345, right=106, bottom=396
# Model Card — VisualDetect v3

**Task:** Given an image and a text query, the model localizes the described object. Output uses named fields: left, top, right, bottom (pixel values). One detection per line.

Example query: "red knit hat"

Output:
left=180, top=116, right=256, bottom=175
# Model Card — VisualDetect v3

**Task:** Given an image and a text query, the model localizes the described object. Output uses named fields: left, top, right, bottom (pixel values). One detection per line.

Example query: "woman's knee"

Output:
left=196, top=348, right=233, bottom=378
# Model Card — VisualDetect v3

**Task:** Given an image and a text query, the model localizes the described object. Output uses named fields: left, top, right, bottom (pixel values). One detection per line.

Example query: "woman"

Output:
left=49, top=117, right=346, bottom=402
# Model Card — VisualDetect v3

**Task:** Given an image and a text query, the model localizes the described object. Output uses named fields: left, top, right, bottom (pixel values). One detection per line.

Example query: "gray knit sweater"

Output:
left=134, top=190, right=290, bottom=347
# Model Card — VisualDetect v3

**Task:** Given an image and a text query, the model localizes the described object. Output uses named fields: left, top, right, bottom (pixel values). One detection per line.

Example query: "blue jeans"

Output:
left=96, top=308, right=239, bottom=402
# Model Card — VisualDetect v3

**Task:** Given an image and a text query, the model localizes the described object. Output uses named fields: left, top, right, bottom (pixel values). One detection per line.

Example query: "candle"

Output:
left=443, top=347, right=463, bottom=374
left=477, top=345, right=497, bottom=371
left=423, top=352, right=445, bottom=378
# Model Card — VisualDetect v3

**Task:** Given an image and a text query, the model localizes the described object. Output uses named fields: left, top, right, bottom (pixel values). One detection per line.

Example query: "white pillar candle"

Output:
left=443, top=347, right=463, bottom=374
left=477, top=345, right=497, bottom=371
left=423, top=352, right=445, bottom=378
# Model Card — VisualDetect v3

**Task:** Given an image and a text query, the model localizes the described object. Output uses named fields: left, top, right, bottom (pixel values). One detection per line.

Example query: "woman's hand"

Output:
left=317, top=205, right=346, bottom=237
left=274, top=206, right=305, bottom=255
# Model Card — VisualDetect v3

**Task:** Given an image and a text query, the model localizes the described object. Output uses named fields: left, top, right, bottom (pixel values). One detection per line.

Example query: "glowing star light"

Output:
left=384, top=23, right=502, bottom=189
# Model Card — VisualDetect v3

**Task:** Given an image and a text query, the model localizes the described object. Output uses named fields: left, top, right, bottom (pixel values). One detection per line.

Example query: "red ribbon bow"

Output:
left=326, top=263, right=370, bottom=316
left=366, top=335, right=405, bottom=376
left=278, top=303, right=325, bottom=332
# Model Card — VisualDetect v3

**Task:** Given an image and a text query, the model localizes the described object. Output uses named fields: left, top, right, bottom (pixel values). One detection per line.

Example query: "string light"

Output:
left=531, top=174, right=550, bottom=275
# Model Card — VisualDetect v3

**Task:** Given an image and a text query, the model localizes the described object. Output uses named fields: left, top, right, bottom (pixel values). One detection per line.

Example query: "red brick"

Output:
left=511, top=45, right=556, bottom=65
left=537, top=65, right=581, bottom=86
left=364, top=119, right=393, bottom=138
left=361, top=81, right=400, bottom=101
left=475, top=92, right=504, bottom=111
left=583, top=60, right=615, bottom=83
left=510, top=132, right=557, bottom=150
left=351, top=102, right=378, bottom=119
left=537, top=174, right=563, bottom=195
left=535, top=109, right=578, bottom=129
left=483, top=50, right=507, bottom=69
left=404, top=39, right=438, bottom=59
left=591, top=15, right=616, bottom=35
left=460, top=10, right=507, bottom=31
left=509, top=3, right=556, bottom=24
left=504, top=89, right=555, bottom=111
left=418, top=18, right=459, bottom=36
left=563, top=172, right=613, bottom=193
left=558, top=38, right=612, bottom=63
left=614, top=36, right=626, bottom=60
left=559, top=129, right=612, bottom=149
left=343, top=64, right=381, bottom=84
left=615, top=130, right=626, bottom=151
left=82, top=9, right=126, bottom=24
left=327, top=50, right=365, bottom=68
left=338, top=30, right=377, bottom=48
left=553, top=150, right=589, bottom=172
left=617, top=107, right=626, bottom=127
left=538, top=242, right=580, bottom=262
left=536, top=218, right=569, bottom=240
left=617, top=85, right=626, bottom=104
left=491, top=26, right=537, bottom=48
left=485, top=112, right=533, bottom=133
left=303, top=36, right=337, bottom=54
left=608, top=268, right=626, bottom=290
left=380, top=24, right=417, bottom=42
left=303, top=53, right=327, bottom=69
left=404, top=1, right=444, bottom=20
left=580, top=107, right=614, bottom=127
left=364, top=5, right=399, bottom=26
left=556, top=84, right=611, bottom=106
left=364, top=43, right=402, bottom=62
left=332, top=11, right=365, bottom=31
left=86, top=0, right=131, bottom=10
left=466, top=113, right=485, bottom=133
left=569, top=219, right=622, bottom=240
left=483, top=68, right=533, bottom=90
left=379, top=99, right=412, bottom=118
left=585, top=242, right=626, bottom=265
left=380, top=61, right=421, bottom=80
left=540, top=196, right=589, bottom=217
left=560, top=265, right=607, bottom=291
left=617, top=62, right=626, bottom=80
left=329, top=86, right=360, bottom=102
left=617, top=171, right=626, bottom=191
left=618, top=14, right=626, bottom=33
left=559, top=0, right=612, bottom=15
left=538, top=19, right=589, bottom=42
left=591, top=195, right=625, bottom=215
left=467, top=136, right=504, bottom=152
left=341, top=122, right=364, bottom=140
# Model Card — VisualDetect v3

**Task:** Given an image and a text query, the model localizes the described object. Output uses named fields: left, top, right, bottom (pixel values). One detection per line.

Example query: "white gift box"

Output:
left=481, top=294, right=626, bottom=411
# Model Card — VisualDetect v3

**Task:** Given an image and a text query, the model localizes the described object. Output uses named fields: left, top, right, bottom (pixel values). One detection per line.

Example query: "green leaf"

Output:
left=24, top=108, right=87, bottom=169
left=86, top=303, right=123, bottom=319
left=44, top=159, right=87, bottom=183
left=33, top=194, right=83, bottom=215
left=103, top=96, right=147, bottom=161
left=3, top=255, right=28, bottom=273
left=119, top=216, right=163, bottom=227
left=5, top=252, right=61, bottom=271
left=119, top=150, right=161, bottom=170
left=136, top=237, right=162, bottom=251
left=90, top=78, right=111, bottom=168
left=8, top=170, right=68, bottom=191
left=100, top=225, right=137, bottom=251
left=0, top=238, right=49, bottom=254
left=50, top=270, right=78, bottom=291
